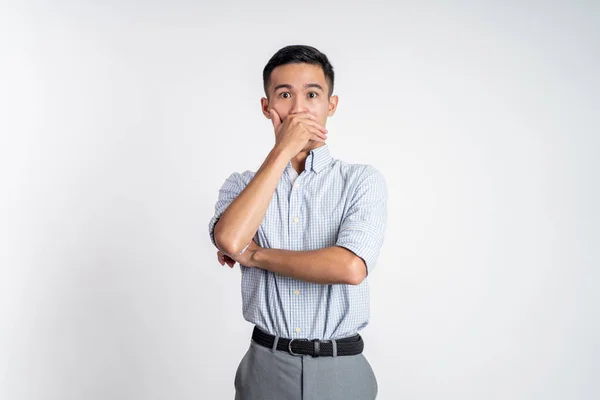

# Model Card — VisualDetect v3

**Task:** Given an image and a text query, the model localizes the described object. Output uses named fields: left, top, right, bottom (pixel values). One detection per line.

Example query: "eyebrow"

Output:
left=273, top=83, right=324, bottom=92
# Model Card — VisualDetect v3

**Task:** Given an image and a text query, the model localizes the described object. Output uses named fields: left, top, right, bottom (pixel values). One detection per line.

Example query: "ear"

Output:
left=261, top=97, right=271, bottom=119
left=327, top=95, right=339, bottom=117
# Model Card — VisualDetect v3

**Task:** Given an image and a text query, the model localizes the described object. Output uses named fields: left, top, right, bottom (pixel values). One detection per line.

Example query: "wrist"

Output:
left=250, top=247, right=266, bottom=268
left=271, top=144, right=293, bottom=162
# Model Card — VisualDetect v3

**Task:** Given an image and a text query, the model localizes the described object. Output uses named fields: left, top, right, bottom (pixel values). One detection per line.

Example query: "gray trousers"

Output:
left=234, top=338, right=378, bottom=399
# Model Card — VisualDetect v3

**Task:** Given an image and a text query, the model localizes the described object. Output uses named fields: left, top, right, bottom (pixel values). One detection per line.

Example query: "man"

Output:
left=208, top=44, right=387, bottom=400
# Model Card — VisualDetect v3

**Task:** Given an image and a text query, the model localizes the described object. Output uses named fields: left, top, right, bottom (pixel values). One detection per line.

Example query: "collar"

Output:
left=306, top=144, right=333, bottom=174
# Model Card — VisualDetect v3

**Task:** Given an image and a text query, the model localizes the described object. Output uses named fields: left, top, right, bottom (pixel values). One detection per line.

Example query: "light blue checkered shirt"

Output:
left=209, top=144, right=387, bottom=340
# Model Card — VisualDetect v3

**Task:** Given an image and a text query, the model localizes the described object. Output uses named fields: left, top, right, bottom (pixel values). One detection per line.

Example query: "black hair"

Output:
left=262, top=45, right=335, bottom=98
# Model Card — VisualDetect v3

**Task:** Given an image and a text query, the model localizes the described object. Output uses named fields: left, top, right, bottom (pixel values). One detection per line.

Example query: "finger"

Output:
left=269, top=109, right=282, bottom=131
left=289, top=112, right=319, bottom=124
left=310, top=132, right=327, bottom=142
left=223, top=254, right=235, bottom=268
left=298, top=118, right=328, bottom=134
left=302, top=123, right=329, bottom=140
left=291, top=111, right=316, bottom=118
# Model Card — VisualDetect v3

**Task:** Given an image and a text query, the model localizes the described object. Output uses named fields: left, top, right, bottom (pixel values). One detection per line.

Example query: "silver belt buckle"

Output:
left=288, top=338, right=302, bottom=356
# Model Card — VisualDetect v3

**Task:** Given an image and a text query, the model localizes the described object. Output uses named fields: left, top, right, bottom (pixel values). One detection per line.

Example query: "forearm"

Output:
left=251, top=245, right=365, bottom=285
left=214, top=145, right=290, bottom=255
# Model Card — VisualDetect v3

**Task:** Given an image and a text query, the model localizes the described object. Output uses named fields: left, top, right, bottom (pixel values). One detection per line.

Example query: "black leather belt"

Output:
left=251, top=326, right=364, bottom=357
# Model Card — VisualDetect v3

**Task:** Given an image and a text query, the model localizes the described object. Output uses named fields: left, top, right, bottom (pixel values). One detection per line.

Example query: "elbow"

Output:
left=214, top=222, right=244, bottom=256
left=345, top=256, right=367, bottom=285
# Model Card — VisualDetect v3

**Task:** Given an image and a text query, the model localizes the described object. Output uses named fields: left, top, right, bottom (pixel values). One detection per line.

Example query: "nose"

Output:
left=290, top=96, right=309, bottom=114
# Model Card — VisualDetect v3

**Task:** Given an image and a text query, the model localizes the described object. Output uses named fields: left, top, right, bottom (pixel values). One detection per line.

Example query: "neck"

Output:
left=290, top=143, right=325, bottom=174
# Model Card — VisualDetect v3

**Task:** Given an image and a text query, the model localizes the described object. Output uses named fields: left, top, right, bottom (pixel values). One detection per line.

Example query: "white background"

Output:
left=1, top=1, right=598, bottom=399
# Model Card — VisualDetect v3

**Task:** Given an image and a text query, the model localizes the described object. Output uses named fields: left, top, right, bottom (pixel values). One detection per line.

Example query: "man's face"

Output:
left=261, top=63, right=338, bottom=129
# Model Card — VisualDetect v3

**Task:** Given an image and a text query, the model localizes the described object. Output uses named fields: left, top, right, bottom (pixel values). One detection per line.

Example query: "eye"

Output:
left=279, top=92, right=291, bottom=99
left=308, top=92, right=318, bottom=99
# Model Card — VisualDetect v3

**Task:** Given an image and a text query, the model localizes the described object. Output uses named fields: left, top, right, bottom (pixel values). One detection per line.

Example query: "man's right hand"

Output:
left=269, top=109, right=328, bottom=158
left=214, top=109, right=325, bottom=255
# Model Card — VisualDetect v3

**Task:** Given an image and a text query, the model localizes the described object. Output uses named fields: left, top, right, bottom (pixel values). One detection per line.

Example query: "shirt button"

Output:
left=294, top=289, right=300, bottom=295
left=293, top=217, right=299, bottom=224
left=295, top=327, right=301, bottom=334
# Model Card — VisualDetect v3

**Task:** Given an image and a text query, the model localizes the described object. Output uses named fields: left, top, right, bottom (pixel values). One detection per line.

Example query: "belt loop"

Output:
left=312, top=339, right=320, bottom=357
left=271, top=335, right=280, bottom=353
left=332, top=339, right=337, bottom=357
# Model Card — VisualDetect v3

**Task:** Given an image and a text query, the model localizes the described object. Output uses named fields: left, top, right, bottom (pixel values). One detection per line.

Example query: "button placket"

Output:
left=288, top=178, right=303, bottom=246
left=288, top=177, right=304, bottom=337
